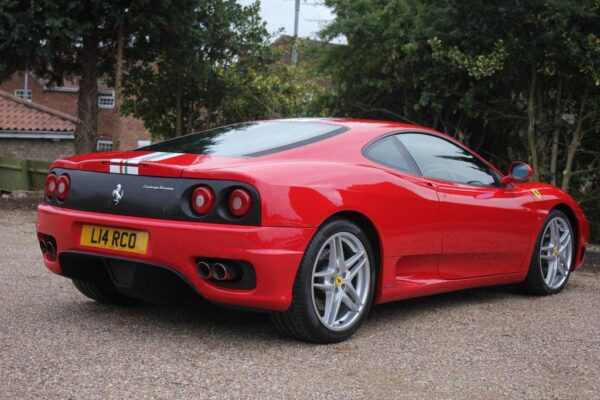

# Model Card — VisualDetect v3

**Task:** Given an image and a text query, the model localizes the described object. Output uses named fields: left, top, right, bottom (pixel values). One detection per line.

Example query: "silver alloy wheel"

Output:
left=311, top=232, right=371, bottom=331
left=540, top=216, right=573, bottom=290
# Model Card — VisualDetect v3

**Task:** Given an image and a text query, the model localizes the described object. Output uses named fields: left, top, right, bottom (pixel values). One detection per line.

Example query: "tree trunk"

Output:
left=535, top=88, right=548, bottom=175
left=175, top=87, right=182, bottom=136
left=561, top=128, right=582, bottom=192
left=75, top=33, right=99, bottom=154
left=526, top=69, right=539, bottom=181
left=186, top=103, right=195, bottom=134
left=112, top=24, right=124, bottom=150
left=550, top=81, right=562, bottom=186
left=561, top=90, right=588, bottom=192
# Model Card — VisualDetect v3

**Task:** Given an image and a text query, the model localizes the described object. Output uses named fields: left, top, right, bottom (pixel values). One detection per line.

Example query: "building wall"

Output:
left=41, top=91, right=78, bottom=117
left=0, top=72, right=151, bottom=150
left=0, top=138, right=74, bottom=161
left=119, top=116, right=150, bottom=149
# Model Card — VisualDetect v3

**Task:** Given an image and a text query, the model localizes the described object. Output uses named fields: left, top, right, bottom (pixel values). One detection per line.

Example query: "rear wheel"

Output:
left=72, top=279, right=136, bottom=305
left=521, top=210, right=574, bottom=295
left=271, top=219, right=376, bottom=343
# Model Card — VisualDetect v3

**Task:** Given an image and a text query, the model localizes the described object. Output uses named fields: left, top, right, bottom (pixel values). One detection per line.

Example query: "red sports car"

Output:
left=37, top=119, right=589, bottom=343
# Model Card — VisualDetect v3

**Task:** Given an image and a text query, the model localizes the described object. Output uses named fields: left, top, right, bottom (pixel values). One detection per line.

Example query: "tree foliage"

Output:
left=123, top=6, right=330, bottom=138
left=122, top=0, right=273, bottom=137
left=217, top=48, right=330, bottom=124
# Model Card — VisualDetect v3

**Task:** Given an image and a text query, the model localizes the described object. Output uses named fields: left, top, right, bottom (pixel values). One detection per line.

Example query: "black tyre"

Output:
left=72, top=279, right=136, bottom=305
left=271, top=219, right=376, bottom=343
left=521, top=210, right=575, bottom=295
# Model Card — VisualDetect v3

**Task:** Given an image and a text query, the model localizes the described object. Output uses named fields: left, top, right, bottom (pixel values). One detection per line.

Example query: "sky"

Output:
left=237, top=0, right=336, bottom=41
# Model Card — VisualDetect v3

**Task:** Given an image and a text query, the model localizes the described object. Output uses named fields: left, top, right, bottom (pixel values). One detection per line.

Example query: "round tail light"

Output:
left=191, top=186, right=215, bottom=215
left=44, top=174, right=57, bottom=198
left=228, top=188, right=252, bottom=218
left=55, top=175, right=71, bottom=201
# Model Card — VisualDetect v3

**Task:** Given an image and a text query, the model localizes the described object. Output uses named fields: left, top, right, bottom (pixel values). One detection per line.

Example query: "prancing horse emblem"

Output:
left=112, top=184, right=124, bottom=205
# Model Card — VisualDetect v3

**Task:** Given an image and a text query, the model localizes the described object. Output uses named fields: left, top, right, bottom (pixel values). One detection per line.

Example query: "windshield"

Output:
left=139, top=121, right=347, bottom=157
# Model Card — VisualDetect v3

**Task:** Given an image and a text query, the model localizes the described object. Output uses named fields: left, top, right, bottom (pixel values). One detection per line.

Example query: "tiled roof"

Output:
left=0, top=90, right=77, bottom=132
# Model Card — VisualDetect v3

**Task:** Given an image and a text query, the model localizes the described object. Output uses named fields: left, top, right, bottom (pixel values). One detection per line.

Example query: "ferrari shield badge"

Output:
left=530, top=189, right=542, bottom=200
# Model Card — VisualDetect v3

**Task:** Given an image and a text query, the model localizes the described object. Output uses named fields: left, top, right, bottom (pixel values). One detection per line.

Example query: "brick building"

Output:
left=0, top=71, right=151, bottom=160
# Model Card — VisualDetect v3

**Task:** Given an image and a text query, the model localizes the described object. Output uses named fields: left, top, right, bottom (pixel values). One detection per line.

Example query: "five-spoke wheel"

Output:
left=311, top=232, right=370, bottom=331
left=271, top=218, right=376, bottom=343
left=539, top=216, right=573, bottom=290
left=522, top=210, right=574, bottom=295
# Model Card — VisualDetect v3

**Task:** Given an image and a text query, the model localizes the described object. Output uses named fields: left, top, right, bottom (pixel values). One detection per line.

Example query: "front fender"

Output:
left=517, top=182, right=589, bottom=268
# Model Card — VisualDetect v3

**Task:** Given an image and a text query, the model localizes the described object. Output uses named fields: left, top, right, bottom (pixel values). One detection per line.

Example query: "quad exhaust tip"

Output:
left=40, top=236, right=57, bottom=261
left=196, top=261, right=212, bottom=279
left=196, top=260, right=240, bottom=282
left=211, top=263, right=230, bottom=281
left=45, top=239, right=56, bottom=261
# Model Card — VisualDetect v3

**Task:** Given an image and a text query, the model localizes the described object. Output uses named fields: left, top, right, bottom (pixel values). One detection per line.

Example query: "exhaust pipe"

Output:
left=211, top=262, right=239, bottom=281
left=45, top=238, right=56, bottom=261
left=196, top=261, right=212, bottom=279
left=39, top=240, right=47, bottom=254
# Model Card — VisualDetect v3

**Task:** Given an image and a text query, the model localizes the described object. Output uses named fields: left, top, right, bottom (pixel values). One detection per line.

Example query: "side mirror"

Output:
left=500, top=162, right=533, bottom=185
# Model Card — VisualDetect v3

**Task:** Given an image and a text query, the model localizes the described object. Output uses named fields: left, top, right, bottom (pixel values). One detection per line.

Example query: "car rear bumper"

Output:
left=36, top=204, right=315, bottom=311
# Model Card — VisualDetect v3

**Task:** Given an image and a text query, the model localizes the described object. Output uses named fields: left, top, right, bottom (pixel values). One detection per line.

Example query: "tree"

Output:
left=0, top=0, right=95, bottom=153
left=0, top=0, right=196, bottom=153
left=425, top=1, right=600, bottom=188
left=122, top=0, right=273, bottom=138
left=217, top=42, right=330, bottom=124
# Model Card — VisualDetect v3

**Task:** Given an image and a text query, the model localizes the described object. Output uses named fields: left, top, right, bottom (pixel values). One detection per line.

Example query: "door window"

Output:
left=398, top=133, right=496, bottom=186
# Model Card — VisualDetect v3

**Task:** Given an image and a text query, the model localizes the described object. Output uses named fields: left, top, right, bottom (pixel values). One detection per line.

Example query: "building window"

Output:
left=15, top=89, right=32, bottom=101
left=97, top=140, right=113, bottom=152
left=98, top=95, right=115, bottom=109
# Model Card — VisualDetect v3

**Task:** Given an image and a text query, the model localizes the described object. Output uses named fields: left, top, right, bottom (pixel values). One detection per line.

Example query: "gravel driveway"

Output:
left=1, top=208, right=599, bottom=399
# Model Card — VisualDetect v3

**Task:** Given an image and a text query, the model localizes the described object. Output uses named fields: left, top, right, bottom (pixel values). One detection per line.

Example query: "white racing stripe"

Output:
left=109, top=152, right=182, bottom=175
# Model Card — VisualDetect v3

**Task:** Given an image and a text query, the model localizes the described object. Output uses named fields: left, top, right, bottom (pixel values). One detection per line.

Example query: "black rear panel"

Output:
left=47, top=168, right=260, bottom=226
left=59, top=252, right=201, bottom=304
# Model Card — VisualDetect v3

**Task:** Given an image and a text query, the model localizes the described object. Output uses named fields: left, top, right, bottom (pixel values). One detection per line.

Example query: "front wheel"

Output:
left=271, top=219, right=376, bottom=343
left=521, top=210, right=575, bottom=295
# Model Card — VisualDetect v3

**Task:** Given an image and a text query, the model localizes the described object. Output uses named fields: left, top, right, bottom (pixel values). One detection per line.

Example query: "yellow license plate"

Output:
left=80, top=225, right=149, bottom=255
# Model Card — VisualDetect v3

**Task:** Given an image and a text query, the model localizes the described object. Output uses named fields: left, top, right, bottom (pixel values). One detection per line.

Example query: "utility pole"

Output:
left=291, top=0, right=300, bottom=63
left=24, top=63, right=29, bottom=94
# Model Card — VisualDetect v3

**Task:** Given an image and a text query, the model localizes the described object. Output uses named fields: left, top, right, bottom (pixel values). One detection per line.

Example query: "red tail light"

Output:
left=191, top=186, right=215, bottom=215
left=228, top=188, right=252, bottom=218
left=55, top=175, right=71, bottom=201
left=45, top=174, right=57, bottom=198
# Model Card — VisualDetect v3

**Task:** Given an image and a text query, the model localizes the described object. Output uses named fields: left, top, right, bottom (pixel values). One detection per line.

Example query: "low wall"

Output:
left=0, top=156, right=51, bottom=191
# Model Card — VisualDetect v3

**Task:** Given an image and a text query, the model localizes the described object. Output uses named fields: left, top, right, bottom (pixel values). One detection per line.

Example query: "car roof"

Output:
left=261, top=117, right=435, bottom=162
left=274, top=117, right=417, bottom=131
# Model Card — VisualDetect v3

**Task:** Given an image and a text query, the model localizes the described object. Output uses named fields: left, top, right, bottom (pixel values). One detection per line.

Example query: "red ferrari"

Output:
left=37, top=119, right=589, bottom=343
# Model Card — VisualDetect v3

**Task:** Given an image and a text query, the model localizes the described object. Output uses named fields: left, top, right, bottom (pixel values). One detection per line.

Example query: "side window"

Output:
left=363, top=136, right=417, bottom=174
left=397, top=133, right=497, bottom=186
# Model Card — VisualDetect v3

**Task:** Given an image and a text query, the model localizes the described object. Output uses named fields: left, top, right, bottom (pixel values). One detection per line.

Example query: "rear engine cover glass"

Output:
left=139, top=121, right=346, bottom=157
